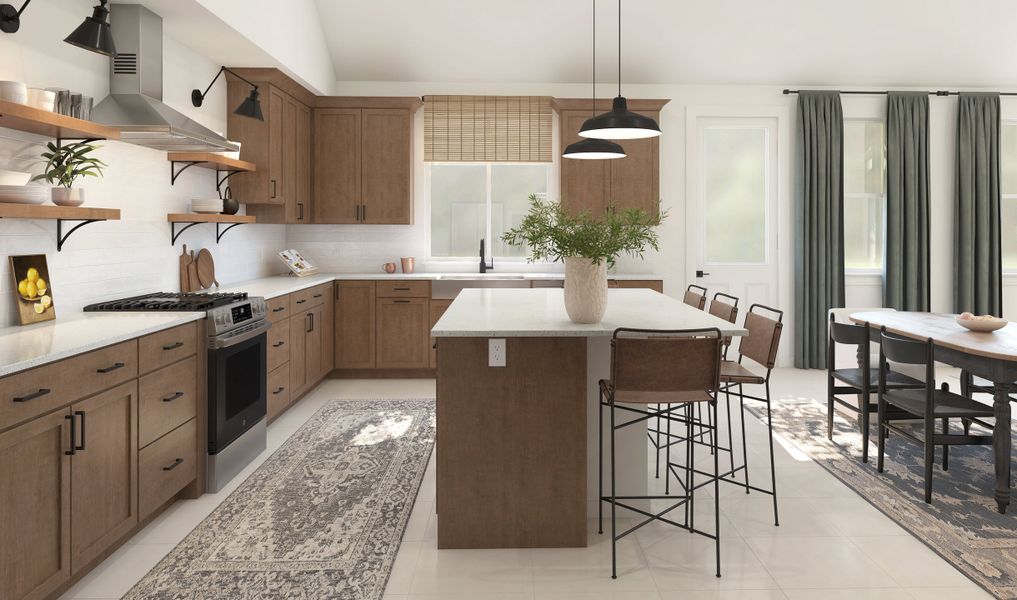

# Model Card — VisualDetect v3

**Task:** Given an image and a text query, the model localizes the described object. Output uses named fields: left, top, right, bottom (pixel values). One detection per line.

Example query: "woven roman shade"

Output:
left=424, top=95, right=552, bottom=162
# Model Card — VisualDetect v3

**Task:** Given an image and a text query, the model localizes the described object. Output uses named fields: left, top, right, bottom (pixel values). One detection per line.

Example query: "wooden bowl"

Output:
left=956, top=316, right=1008, bottom=332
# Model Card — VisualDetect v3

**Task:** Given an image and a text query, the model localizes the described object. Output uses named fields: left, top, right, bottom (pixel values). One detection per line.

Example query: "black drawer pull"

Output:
left=163, top=458, right=184, bottom=471
left=394, top=299, right=411, bottom=304
left=65, top=414, right=76, bottom=456
left=295, top=299, right=307, bottom=304
left=97, top=362, right=125, bottom=374
left=272, top=341, right=285, bottom=348
left=13, top=388, right=50, bottom=402
left=74, top=410, right=85, bottom=451
left=162, top=341, right=184, bottom=351
left=162, top=391, right=184, bottom=402
left=313, top=293, right=323, bottom=298
left=394, top=287, right=411, bottom=291
left=273, top=386, right=285, bottom=394
left=272, top=306, right=285, bottom=313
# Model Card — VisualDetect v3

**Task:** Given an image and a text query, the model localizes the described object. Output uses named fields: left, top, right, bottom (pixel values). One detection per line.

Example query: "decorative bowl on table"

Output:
left=956, top=312, right=1008, bottom=332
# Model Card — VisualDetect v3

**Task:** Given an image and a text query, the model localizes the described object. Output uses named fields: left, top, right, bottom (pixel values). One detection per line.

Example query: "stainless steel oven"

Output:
left=206, top=297, right=269, bottom=492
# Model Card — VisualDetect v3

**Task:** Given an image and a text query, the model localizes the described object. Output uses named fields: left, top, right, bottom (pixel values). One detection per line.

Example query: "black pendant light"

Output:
left=64, top=0, right=116, bottom=57
left=563, top=0, right=625, bottom=160
left=0, top=0, right=31, bottom=34
left=579, top=0, right=660, bottom=140
left=192, top=66, right=265, bottom=121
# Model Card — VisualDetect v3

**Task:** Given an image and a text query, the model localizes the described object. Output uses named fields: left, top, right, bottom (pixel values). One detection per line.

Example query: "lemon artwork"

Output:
left=17, top=266, right=52, bottom=315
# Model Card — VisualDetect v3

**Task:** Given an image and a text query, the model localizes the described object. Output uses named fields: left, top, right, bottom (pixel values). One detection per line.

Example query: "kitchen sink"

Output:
left=438, top=274, right=527, bottom=280
left=432, top=275, right=531, bottom=299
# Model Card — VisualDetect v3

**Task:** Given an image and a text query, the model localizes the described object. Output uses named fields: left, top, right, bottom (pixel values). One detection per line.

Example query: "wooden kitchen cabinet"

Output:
left=289, top=285, right=332, bottom=399
left=376, top=298, right=430, bottom=369
left=553, top=99, right=668, bottom=218
left=313, top=108, right=361, bottom=223
left=0, top=411, right=71, bottom=600
left=69, top=381, right=138, bottom=573
left=429, top=299, right=453, bottom=369
left=335, top=281, right=377, bottom=369
left=289, top=308, right=307, bottom=397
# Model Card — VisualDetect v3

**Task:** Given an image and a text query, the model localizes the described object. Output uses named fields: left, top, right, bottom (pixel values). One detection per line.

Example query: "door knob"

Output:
left=695, top=270, right=710, bottom=278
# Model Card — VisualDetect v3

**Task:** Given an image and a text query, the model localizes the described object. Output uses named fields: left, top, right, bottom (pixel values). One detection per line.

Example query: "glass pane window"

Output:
left=702, top=127, right=768, bottom=264
left=843, top=120, right=886, bottom=271
left=1002, top=122, right=1017, bottom=271
left=430, top=163, right=550, bottom=259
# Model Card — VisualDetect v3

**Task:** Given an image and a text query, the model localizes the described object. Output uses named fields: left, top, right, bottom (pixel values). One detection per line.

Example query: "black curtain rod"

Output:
left=783, top=88, right=1017, bottom=97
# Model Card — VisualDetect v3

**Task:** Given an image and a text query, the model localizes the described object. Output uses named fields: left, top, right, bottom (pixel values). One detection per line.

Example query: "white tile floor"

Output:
left=60, top=370, right=994, bottom=600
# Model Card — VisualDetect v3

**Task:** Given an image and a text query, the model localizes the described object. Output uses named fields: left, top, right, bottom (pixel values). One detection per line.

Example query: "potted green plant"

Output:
left=502, top=195, right=664, bottom=323
left=32, top=141, right=107, bottom=207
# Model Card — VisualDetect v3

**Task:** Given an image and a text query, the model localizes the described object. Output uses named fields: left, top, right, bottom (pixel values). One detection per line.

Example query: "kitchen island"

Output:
left=431, top=288, right=748, bottom=549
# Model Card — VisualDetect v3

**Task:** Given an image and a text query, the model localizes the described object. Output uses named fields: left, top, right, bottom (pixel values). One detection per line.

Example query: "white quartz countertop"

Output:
left=0, top=312, right=204, bottom=377
left=432, top=288, right=748, bottom=337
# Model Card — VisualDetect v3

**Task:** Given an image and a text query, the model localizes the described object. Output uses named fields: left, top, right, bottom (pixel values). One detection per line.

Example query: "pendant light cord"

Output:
left=592, top=0, right=596, bottom=117
left=618, top=0, right=622, bottom=97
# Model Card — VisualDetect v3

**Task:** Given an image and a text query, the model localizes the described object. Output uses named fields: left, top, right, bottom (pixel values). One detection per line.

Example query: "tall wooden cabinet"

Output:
left=552, top=98, right=669, bottom=217
left=313, top=101, right=418, bottom=224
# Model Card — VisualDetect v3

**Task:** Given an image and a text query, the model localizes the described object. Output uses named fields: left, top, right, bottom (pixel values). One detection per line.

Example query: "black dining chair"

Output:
left=877, top=328, right=996, bottom=503
left=827, top=314, right=923, bottom=462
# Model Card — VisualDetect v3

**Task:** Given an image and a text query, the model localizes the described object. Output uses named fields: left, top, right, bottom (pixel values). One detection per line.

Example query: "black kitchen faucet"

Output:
left=479, top=238, right=494, bottom=273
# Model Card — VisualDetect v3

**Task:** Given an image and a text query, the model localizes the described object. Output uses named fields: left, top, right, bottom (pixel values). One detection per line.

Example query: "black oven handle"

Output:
left=210, top=321, right=272, bottom=349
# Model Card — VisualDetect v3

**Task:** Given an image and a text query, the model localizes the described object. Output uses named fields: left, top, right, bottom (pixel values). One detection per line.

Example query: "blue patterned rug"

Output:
left=749, top=400, right=1017, bottom=599
left=124, top=398, right=435, bottom=600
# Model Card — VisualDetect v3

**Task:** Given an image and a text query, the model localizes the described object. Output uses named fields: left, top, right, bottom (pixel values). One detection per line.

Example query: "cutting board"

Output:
left=187, top=250, right=200, bottom=292
left=195, top=248, right=219, bottom=289
left=179, top=245, right=192, bottom=292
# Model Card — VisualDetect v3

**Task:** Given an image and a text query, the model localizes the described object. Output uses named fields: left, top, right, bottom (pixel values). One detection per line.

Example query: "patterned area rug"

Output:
left=124, top=398, right=435, bottom=600
left=748, top=399, right=1017, bottom=599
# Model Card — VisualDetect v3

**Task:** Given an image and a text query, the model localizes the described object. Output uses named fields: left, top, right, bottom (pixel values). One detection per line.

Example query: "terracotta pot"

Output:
left=563, top=257, right=608, bottom=324
left=51, top=187, right=84, bottom=207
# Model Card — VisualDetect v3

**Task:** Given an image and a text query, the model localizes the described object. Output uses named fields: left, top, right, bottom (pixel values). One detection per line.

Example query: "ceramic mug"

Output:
left=383, top=262, right=397, bottom=273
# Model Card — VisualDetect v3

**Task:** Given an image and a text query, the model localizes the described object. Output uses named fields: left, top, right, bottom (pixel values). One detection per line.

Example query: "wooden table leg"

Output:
left=993, top=382, right=1012, bottom=514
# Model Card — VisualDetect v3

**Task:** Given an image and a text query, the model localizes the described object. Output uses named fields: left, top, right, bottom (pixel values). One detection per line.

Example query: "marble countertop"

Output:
left=0, top=312, right=204, bottom=377
left=432, top=288, right=748, bottom=338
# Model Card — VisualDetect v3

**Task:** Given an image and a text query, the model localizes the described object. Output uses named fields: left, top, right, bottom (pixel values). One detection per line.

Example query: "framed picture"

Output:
left=10, top=254, right=55, bottom=325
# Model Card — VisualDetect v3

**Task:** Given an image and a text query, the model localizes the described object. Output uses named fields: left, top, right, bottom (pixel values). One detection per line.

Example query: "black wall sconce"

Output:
left=0, top=0, right=31, bottom=34
left=193, top=66, right=264, bottom=121
left=64, top=0, right=116, bottom=57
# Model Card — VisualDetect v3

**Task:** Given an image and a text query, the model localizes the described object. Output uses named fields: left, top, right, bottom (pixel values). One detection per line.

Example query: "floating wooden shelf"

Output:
left=167, top=152, right=256, bottom=197
left=166, top=213, right=256, bottom=245
left=0, top=99, right=120, bottom=141
left=0, top=203, right=121, bottom=251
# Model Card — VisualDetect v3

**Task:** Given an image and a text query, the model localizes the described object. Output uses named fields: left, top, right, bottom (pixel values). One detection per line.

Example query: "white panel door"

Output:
left=686, top=116, right=780, bottom=314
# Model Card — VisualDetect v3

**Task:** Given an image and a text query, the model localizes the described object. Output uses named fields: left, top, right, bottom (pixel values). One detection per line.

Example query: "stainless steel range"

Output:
left=85, top=292, right=271, bottom=492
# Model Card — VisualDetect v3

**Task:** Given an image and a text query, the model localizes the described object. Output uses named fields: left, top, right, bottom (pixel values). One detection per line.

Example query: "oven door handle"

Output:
left=211, top=322, right=272, bottom=349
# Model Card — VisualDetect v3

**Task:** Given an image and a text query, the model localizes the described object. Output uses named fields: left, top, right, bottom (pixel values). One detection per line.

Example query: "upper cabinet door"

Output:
left=268, top=88, right=286, bottom=204
left=361, top=109, right=413, bottom=224
left=281, top=95, right=298, bottom=210
left=559, top=110, right=610, bottom=215
left=289, top=102, right=312, bottom=223
left=313, top=108, right=361, bottom=224
left=608, top=111, right=660, bottom=218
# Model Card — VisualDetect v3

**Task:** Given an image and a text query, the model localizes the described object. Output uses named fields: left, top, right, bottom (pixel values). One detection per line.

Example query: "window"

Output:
left=843, top=120, right=886, bottom=272
left=429, top=163, right=550, bottom=259
left=702, top=126, right=768, bottom=264
left=1002, top=122, right=1017, bottom=271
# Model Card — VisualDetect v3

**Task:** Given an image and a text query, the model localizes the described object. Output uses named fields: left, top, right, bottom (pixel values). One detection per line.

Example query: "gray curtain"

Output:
left=885, top=92, right=931, bottom=311
left=794, top=91, right=845, bottom=369
left=954, top=92, right=1002, bottom=316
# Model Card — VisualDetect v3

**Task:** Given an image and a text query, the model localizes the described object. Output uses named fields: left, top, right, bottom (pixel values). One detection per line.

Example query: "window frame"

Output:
left=1002, top=120, right=1017, bottom=274
left=843, top=118, right=887, bottom=275
left=426, top=161, right=553, bottom=263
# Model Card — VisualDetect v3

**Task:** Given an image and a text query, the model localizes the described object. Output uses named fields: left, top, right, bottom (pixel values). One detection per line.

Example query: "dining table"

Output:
left=850, top=310, right=1017, bottom=514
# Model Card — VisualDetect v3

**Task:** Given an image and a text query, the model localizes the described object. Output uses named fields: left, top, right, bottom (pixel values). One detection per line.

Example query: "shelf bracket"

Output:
left=56, top=218, right=103, bottom=252
left=215, top=169, right=243, bottom=196
left=215, top=222, right=243, bottom=243
left=170, top=221, right=201, bottom=245
left=169, top=161, right=202, bottom=186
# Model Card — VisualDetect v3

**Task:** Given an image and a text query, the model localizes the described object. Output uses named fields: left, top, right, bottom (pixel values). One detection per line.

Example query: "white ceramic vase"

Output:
left=563, top=256, right=608, bottom=324
left=52, top=187, right=84, bottom=207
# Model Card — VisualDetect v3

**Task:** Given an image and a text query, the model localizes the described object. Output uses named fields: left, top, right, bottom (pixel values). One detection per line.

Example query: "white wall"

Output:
left=0, top=1, right=284, bottom=327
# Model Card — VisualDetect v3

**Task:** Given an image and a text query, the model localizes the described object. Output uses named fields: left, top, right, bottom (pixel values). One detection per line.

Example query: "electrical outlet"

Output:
left=488, top=338, right=506, bottom=367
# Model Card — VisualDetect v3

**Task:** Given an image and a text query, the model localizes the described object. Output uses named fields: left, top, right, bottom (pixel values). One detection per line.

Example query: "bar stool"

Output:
left=708, top=292, right=739, bottom=359
left=683, top=284, right=707, bottom=309
left=599, top=327, right=723, bottom=579
left=877, top=328, right=996, bottom=503
left=827, top=314, right=923, bottom=462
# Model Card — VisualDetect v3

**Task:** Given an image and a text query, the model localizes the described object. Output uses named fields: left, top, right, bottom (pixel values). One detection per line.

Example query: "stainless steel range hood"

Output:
left=90, top=4, right=238, bottom=152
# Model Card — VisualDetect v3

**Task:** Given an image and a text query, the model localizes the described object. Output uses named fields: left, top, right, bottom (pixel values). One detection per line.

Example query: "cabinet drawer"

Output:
left=267, top=318, right=291, bottom=372
left=0, top=340, right=137, bottom=430
left=291, top=284, right=329, bottom=309
left=267, top=363, right=291, bottom=421
left=267, top=295, right=291, bottom=323
left=139, top=418, right=197, bottom=521
left=376, top=280, right=430, bottom=298
left=138, top=356, right=197, bottom=448
left=139, top=323, right=197, bottom=375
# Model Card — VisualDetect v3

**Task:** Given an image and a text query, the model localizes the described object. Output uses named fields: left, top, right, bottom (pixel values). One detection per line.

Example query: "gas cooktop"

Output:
left=84, top=291, right=249, bottom=312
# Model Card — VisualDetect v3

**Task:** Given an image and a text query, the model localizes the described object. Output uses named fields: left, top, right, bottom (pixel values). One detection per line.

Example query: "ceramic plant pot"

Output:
left=51, top=187, right=84, bottom=207
left=563, top=256, right=608, bottom=324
